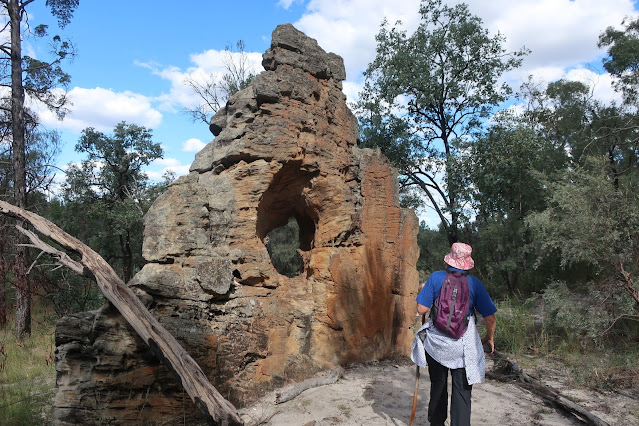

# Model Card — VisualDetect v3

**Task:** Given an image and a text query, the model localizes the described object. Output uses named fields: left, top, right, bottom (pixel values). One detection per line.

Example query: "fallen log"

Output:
left=488, top=350, right=609, bottom=426
left=275, top=366, right=345, bottom=404
left=0, top=200, right=243, bottom=426
left=238, top=366, right=345, bottom=426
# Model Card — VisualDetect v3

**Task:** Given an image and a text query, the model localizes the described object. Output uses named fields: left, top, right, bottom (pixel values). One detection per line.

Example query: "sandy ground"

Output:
left=238, top=359, right=639, bottom=426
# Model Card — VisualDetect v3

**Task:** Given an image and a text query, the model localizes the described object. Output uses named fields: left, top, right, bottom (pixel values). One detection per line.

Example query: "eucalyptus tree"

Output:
left=62, top=122, right=164, bottom=283
left=596, top=18, right=639, bottom=187
left=468, top=114, right=559, bottom=295
left=521, top=19, right=639, bottom=325
left=527, top=157, right=639, bottom=325
left=0, top=0, right=78, bottom=338
left=356, top=0, right=528, bottom=244
left=599, top=17, right=639, bottom=106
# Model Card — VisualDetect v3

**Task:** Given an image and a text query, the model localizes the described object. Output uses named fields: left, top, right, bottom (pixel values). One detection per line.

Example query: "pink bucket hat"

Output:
left=444, top=242, right=474, bottom=270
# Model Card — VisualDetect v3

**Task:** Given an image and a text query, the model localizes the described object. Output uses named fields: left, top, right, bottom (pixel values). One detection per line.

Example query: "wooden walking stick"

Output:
left=409, top=313, right=426, bottom=426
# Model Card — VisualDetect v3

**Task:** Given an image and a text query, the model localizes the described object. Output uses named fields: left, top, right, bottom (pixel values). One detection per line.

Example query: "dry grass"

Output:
left=0, top=302, right=57, bottom=426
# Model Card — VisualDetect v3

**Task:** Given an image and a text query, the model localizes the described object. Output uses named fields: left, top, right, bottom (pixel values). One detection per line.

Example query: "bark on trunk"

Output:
left=0, top=269, right=6, bottom=327
left=0, top=200, right=244, bottom=426
left=8, top=0, right=31, bottom=339
left=0, top=234, right=6, bottom=327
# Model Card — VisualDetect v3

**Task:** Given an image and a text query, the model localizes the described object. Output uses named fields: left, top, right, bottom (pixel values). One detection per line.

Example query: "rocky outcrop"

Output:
left=51, top=24, right=419, bottom=424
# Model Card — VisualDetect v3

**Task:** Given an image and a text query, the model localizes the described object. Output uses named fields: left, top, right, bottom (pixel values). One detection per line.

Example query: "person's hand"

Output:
left=481, top=336, right=494, bottom=354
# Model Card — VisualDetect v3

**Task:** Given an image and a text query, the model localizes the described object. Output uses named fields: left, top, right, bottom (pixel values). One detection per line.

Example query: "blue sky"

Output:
left=23, top=0, right=639, bottom=226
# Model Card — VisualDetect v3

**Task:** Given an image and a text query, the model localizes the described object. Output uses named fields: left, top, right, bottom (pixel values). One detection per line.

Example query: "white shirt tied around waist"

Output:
left=410, top=315, right=486, bottom=385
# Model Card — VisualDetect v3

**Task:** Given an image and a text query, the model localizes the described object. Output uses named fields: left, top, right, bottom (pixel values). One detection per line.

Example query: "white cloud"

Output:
left=505, top=66, right=567, bottom=89
left=152, top=157, right=181, bottom=168
left=35, top=87, right=163, bottom=133
left=466, top=0, right=636, bottom=100
left=418, top=208, right=442, bottom=230
left=295, top=0, right=422, bottom=80
left=142, top=49, right=263, bottom=113
left=342, top=80, right=363, bottom=104
left=182, top=138, right=207, bottom=152
left=465, top=0, right=636, bottom=70
left=277, top=0, right=300, bottom=9
left=564, top=68, right=620, bottom=105
left=294, top=0, right=637, bottom=105
left=146, top=161, right=191, bottom=182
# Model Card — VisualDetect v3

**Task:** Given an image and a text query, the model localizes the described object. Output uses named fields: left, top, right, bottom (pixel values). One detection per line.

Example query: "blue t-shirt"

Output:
left=416, top=268, right=497, bottom=318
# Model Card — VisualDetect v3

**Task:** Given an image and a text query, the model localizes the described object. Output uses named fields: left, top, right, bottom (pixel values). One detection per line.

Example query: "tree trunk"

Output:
left=0, top=230, right=6, bottom=327
left=121, top=232, right=134, bottom=283
left=0, top=200, right=244, bottom=426
left=0, top=261, right=6, bottom=327
left=9, top=0, right=30, bottom=339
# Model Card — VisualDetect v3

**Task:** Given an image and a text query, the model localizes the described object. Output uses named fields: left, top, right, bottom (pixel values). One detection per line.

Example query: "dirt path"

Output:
left=239, top=359, right=639, bottom=426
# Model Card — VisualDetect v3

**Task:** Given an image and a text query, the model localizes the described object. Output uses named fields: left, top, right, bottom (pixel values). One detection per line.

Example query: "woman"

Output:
left=411, top=242, right=497, bottom=426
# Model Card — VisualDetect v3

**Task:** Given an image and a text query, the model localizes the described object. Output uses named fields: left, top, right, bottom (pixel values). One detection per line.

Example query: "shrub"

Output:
left=542, top=280, right=637, bottom=347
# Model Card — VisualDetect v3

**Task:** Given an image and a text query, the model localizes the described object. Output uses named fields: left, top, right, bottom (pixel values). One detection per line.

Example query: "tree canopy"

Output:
left=61, top=122, right=165, bottom=283
left=599, top=16, right=639, bottom=105
left=356, top=0, right=528, bottom=244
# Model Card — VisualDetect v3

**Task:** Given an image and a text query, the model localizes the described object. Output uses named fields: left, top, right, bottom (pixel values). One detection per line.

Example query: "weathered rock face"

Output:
left=51, top=24, right=419, bottom=424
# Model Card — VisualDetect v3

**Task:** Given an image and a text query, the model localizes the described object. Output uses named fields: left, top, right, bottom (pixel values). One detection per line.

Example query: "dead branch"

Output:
left=619, top=261, right=639, bottom=305
left=0, top=200, right=243, bottom=426
left=488, top=350, right=610, bottom=426
left=275, top=366, right=344, bottom=404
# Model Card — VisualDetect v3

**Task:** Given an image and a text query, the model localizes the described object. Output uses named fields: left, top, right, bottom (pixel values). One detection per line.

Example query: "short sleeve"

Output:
left=470, top=276, right=497, bottom=317
left=416, top=271, right=444, bottom=308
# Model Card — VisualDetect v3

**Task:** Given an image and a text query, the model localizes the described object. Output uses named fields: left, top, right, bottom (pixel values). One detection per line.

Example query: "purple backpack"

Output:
left=431, top=270, right=471, bottom=339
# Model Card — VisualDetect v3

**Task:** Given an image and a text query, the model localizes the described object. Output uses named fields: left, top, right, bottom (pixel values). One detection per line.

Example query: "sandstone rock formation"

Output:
left=51, top=24, right=419, bottom=424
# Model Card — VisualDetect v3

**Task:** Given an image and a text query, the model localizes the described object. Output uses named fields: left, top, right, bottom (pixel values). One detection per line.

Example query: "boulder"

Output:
left=51, top=24, right=419, bottom=424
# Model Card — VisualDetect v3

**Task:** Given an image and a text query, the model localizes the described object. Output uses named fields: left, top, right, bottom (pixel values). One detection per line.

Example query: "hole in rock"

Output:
left=266, top=217, right=303, bottom=277
left=256, top=162, right=319, bottom=278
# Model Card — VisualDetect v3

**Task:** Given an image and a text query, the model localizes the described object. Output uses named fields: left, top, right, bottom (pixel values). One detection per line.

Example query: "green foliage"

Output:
left=266, top=218, right=303, bottom=278
left=356, top=0, right=527, bottom=244
left=514, top=78, right=588, bottom=168
left=0, top=1, right=77, bottom=122
left=22, top=55, right=71, bottom=119
left=416, top=223, right=449, bottom=282
left=41, top=200, right=105, bottom=316
left=71, top=122, right=163, bottom=201
left=45, top=271, right=103, bottom=318
left=45, top=0, right=80, bottom=28
left=468, top=118, right=561, bottom=295
left=0, top=0, right=78, bottom=338
left=485, top=297, right=639, bottom=394
left=0, top=125, right=62, bottom=200
left=488, top=298, right=549, bottom=356
left=56, top=122, right=166, bottom=283
left=466, top=74, right=639, bottom=296
left=527, top=156, right=639, bottom=310
left=527, top=157, right=638, bottom=271
left=542, top=281, right=637, bottom=346
left=471, top=121, right=554, bottom=219
left=598, top=17, right=639, bottom=105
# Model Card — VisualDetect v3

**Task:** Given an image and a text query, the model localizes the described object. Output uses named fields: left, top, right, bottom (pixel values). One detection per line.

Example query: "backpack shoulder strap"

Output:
left=445, top=267, right=469, bottom=277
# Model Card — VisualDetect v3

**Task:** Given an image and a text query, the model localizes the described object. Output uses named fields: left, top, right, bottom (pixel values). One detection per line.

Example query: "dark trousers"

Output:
left=425, top=351, right=472, bottom=426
